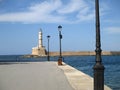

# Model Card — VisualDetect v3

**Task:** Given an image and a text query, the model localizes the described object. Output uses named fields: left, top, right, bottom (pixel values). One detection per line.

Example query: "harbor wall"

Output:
left=24, top=51, right=120, bottom=57
left=49, top=51, right=120, bottom=56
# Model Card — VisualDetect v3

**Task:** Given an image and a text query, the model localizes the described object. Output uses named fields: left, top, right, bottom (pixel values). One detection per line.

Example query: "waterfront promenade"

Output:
left=0, top=62, right=111, bottom=90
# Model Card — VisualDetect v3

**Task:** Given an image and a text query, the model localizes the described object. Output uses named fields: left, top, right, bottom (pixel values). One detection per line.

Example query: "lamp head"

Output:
left=58, top=25, right=62, bottom=31
left=47, top=35, right=50, bottom=39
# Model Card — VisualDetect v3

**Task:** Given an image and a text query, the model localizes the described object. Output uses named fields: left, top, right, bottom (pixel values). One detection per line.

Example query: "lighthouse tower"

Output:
left=38, top=29, right=43, bottom=48
left=32, top=29, right=47, bottom=56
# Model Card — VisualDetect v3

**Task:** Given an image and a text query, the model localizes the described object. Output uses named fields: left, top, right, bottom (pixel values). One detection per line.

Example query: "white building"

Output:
left=32, top=29, right=47, bottom=56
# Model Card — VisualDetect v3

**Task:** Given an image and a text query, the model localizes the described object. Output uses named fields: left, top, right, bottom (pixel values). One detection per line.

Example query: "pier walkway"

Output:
left=0, top=62, right=111, bottom=90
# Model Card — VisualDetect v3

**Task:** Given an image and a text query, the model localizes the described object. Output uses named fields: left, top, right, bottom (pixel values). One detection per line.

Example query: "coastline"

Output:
left=24, top=51, right=120, bottom=57
left=50, top=51, right=120, bottom=56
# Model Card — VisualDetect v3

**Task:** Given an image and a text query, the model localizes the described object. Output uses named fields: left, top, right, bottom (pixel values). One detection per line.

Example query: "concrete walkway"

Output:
left=0, top=62, right=111, bottom=90
left=59, top=62, right=112, bottom=90
left=0, top=62, right=73, bottom=90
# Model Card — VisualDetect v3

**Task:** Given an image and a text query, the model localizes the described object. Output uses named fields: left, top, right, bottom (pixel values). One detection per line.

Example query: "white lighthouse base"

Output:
left=32, top=46, right=47, bottom=56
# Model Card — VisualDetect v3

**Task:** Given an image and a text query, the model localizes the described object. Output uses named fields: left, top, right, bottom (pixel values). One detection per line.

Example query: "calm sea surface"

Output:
left=0, top=55, right=120, bottom=90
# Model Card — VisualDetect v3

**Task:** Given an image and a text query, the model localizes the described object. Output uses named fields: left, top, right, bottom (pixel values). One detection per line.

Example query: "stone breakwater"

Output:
left=49, top=51, right=120, bottom=56
left=24, top=51, right=120, bottom=58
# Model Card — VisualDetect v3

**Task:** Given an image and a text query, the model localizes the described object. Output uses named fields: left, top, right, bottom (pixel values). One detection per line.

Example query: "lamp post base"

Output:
left=58, top=58, right=62, bottom=65
left=93, top=63, right=105, bottom=90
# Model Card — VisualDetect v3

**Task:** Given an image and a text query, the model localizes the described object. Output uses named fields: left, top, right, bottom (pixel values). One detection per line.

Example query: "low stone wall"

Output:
left=50, top=51, right=95, bottom=56
left=102, top=51, right=120, bottom=55
left=49, top=51, right=120, bottom=56
left=24, top=51, right=120, bottom=58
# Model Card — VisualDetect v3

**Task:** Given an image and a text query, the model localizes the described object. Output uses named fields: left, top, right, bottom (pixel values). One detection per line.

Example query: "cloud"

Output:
left=105, top=27, right=120, bottom=34
left=76, top=7, right=95, bottom=22
left=0, top=0, right=108, bottom=24
left=0, top=0, right=65, bottom=23
left=58, top=0, right=87, bottom=14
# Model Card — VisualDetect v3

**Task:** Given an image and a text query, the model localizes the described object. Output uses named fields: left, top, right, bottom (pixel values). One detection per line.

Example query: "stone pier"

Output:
left=0, top=62, right=111, bottom=90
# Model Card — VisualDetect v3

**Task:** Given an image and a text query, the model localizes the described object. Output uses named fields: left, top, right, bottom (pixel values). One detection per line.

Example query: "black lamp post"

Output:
left=58, top=25, right=63, bottom=65
left=93, top=0, right=105, bottom=90
left=47, top=35, right=50, bottom=61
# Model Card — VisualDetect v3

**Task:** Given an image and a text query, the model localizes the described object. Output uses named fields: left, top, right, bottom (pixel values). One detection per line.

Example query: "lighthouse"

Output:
left=38, top=29, right=43, bottom=48
left=32, top=29, right=47, bottom=56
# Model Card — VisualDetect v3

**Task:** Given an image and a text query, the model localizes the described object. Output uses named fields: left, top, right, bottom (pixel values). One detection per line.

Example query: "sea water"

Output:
left=0, top=55, right=120, bottom=90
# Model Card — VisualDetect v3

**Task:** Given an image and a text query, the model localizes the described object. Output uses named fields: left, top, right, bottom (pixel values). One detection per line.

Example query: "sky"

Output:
left=0, top=0, right=120, bottom=55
